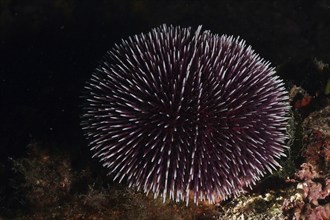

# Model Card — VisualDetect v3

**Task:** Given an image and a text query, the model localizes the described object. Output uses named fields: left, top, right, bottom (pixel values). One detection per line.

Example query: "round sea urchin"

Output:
left=81, top=25, right=289, bottom=204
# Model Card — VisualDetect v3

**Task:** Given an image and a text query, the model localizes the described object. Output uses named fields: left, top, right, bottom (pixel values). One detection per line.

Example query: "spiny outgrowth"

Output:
left=81, top=24, right=289, bottom=204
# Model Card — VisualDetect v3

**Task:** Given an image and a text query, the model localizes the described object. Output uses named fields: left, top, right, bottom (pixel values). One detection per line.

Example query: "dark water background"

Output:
left=0, top=0, right=330, bottom=216
left=1, top=0, right=330, bottom=159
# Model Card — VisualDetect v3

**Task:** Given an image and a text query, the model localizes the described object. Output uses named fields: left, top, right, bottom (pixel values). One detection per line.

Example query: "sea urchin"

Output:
left=81, top=24, right=289, bottom=204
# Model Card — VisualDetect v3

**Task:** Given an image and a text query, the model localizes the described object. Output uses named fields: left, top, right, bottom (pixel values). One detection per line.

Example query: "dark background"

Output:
left=1, top=0, right=330, bottom=168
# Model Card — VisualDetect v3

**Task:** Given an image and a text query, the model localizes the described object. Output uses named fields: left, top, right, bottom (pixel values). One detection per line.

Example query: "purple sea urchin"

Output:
left=81, top=25, right=289, bottom=204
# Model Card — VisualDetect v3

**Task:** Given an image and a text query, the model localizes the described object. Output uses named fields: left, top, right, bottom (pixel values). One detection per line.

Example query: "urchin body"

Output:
left=81, top=25, right=289, bottom=204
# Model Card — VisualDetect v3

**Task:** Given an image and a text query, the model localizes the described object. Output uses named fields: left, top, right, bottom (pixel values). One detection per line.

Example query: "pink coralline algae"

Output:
left=282, top=163, right=330, bottom=219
